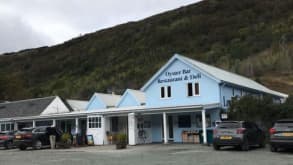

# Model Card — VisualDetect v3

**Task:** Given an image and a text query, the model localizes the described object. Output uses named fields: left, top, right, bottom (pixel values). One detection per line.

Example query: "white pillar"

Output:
left=75, top=118, right=79, bottom=134
left=128, top=113, right=137, bottom=145
left=32, top=120, right=36, bottom=128
left=202, top=109, right=207, bottom=144
left=14, top=122, right=18, bottom=131
left=52, top=119, right=56, bottom=127
left=163, top=112, right=168, bottom=144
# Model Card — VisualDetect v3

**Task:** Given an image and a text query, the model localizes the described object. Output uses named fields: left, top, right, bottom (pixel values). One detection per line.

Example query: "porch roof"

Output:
left=0, top=103, right=220, bottom=122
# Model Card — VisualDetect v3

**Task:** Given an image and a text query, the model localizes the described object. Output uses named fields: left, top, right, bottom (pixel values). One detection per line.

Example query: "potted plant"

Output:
left=116, top=133, right=127, bottom=149
left=58, top=133, right=72, bottom=149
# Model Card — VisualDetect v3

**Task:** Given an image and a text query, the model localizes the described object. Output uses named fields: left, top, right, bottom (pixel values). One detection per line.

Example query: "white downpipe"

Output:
left=163, top=112, right=168, bottom=144
left=52, top=119, right=56, bottom=127
left=32, top=120, right=36, bottom=128
left=202, top=109, right=207, bottom=144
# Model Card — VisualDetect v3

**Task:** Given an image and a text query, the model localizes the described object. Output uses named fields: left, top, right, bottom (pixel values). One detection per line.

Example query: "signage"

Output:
left=157, top=69, right=201, bottom=84
left=87, top=135, right=94, bottom=145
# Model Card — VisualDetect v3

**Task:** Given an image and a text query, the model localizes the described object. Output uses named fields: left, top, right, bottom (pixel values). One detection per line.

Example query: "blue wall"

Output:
left=86, top=95, right=106, bottom=110
left=116, top=91, right=140, bottom=107
left=144, top=59, right=220, bottom=108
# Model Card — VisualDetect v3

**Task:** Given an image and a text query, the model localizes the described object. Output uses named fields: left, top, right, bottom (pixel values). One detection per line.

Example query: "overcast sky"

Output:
left=0, top=0, right=201, bottom=54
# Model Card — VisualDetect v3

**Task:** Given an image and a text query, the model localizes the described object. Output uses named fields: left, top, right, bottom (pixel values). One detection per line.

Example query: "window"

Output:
left=187, top=83, right=200, bottom=96
left=232, top=88, right=235, bottom=96
left=0, top=123, right=14, bottom=131
left=160, top=86, right=171, bottom=98
left=88, top=117, right=102, bottom=128
left=178, top=115, right=191, bottom=128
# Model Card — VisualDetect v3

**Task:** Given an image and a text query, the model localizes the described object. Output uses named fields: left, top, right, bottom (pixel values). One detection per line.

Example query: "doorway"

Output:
left=168, top=116, right=174, bottom=141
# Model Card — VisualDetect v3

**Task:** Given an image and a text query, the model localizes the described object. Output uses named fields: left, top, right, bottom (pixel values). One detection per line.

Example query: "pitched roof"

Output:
left=141, top=54, right=288, bottom=98
left=66, top=99, right=88, bottom=112
left=127, top=89, right=146, bottom=104
left=94, top=93, right=121, bottom=107
left=0, top=96, right=56, bottom=119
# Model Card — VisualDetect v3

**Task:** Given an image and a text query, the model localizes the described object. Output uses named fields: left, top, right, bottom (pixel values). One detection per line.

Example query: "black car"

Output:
left=0, top=131, right=15, bottom=149
left=270, top=119, right=293, bottom=152
left=14, top=126, right=63, bottom=150
left=213, top=121, right=265, bottom=151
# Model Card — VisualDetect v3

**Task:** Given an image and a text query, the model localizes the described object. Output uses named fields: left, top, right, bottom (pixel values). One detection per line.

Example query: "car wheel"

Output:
left=270, top=145, right=278, bottom=152
left=213, top=144, right=220, bottom=150
left=241, top=139, right=249, bottom=151
left=19, top=145, right=27, bottom=150
left=33, top=140, right=42, bottom=150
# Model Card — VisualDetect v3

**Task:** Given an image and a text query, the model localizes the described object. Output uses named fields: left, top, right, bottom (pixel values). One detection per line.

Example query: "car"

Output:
left=213, top=121, right=265, bottom=151
left=0, top=131, right=15, bottom=149
left=270, top=119, right=293, bottom=152
left=14, top=126, right=63, bottom=150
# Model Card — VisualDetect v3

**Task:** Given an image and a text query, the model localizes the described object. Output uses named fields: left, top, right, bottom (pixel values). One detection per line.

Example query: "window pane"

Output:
left=167, top=86, right=171, bottom=97
left=1, top=124, right=4, bottom=131
left=194, top=83, right=199, bottom=95
left=161, top=87, right=165, bottom=98
left=6, top=124, right=10, bottom=131
left=178, top=115, right=191, bottom=128
left=187, top=83, right=193, bottom=96
left=11, top=124, right=14, bottom=131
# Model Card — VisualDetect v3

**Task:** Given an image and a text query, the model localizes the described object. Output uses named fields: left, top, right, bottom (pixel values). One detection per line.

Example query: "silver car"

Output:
left=213, top=121, right=265, bottom=151
left=270, top=119, right=293, bottom=152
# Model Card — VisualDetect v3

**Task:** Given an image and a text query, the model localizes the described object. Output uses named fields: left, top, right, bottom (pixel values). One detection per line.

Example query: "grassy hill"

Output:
left=0, top=0, right=293, bottom=101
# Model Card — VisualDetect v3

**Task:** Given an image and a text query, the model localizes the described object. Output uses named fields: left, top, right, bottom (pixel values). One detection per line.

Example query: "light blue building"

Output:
left=84, top=54, right=288, bottom=145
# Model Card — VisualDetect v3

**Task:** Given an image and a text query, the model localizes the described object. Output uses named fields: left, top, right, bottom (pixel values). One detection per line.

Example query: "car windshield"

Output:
left=275, top=121, right=293, bottom=128
left=218, top=122, right=241, bottom=129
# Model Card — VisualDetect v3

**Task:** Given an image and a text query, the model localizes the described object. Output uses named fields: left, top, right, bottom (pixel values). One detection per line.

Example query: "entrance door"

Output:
left=168, top=116, right=174, bottom=141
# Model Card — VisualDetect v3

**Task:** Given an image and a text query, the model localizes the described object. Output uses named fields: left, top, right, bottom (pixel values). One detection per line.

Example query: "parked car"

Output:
left=14, top=126, right=63, bottom=150
left=213, top=121, right=265, bottom=151
left=270, top=119, right=293, bottom=152
left=0, top=131, right=15, bottom=149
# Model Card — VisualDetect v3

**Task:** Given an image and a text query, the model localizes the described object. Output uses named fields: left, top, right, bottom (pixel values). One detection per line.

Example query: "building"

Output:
left=0, top=54, right=288, bottom=146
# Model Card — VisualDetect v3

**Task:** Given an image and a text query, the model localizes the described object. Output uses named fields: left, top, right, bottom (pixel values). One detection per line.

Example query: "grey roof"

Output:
left=127, top=89, right=146, bottom=104
left=178, top=55, right=288, bottom=98
left=0, top=96, right=56, bottom=119
left=94, top=93, right=121, bottom=107
left=66, top=99, right=88, bottom=112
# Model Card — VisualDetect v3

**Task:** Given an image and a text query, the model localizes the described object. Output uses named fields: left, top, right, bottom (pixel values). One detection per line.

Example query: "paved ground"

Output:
left=0, top=144, right=292, bottom=165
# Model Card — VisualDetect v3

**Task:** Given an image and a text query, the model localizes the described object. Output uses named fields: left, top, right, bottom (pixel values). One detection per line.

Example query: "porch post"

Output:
left=201, top=109, right=207, bottom=144
left=52, top=119, right=56, bottom=127
left=14, top=122, right=18, bottom=131
left=32, top=120, right=36, bottom=128
left=163, top=112, right=168, bottom=144
left=128, top=113, right=137, bottom=145
left=75, top=118, right=79, bottom=134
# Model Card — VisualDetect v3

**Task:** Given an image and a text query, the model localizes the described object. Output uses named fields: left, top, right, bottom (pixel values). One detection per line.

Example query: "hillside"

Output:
left=0, top=0, right=293, bottom=101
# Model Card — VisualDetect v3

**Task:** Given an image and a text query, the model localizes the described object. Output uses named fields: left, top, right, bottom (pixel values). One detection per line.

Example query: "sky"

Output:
left=0, top=0, right=201, bottom=54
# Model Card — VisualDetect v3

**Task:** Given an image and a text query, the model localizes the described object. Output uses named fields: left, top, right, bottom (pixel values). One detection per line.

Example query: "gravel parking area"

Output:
left=0, top=144, right=292, bottom=165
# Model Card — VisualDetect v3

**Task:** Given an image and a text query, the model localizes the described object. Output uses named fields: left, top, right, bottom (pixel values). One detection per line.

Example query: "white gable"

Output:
left=41, top=96, right=71, bottom=115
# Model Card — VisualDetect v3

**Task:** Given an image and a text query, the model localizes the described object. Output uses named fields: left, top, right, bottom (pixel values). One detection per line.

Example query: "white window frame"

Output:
left=187, top=82, right=200, bottom=97
left=160, top=86, right=172, bottom=99
left=88, top=116, right=102, bottom=128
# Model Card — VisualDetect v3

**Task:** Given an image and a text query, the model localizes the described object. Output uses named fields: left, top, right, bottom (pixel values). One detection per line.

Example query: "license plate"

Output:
left=220, top=136, right=232, bottom=140
left=282, top=132, right=293, bottom=137
left=15, top=135, right=21, bottom=139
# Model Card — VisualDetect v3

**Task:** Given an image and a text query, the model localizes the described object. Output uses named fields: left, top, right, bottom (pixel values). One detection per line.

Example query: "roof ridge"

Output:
left=0, top=96, right=57, bottom=105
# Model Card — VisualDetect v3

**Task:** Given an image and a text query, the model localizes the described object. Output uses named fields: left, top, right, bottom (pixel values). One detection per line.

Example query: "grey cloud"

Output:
left=0, top=0, right=201, bottom=53
left=0, top=14, right=52, bottom=54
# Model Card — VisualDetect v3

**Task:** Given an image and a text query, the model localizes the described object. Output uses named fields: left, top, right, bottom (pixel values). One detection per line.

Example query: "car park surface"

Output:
left=0, top=144, right=292, bottom=165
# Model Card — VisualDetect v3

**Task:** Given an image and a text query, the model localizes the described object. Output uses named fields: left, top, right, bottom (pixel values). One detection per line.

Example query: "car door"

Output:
left=244, top=122, right=255, bottom=145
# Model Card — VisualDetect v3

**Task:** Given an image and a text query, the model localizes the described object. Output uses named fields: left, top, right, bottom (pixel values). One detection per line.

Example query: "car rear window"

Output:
left=18, top=128, right=33, bottom=133
left=218, top=122, right=241, bottom=128
left=275, top=121, right=293, bottom=127
left=0, top=132, right=7, bottom=135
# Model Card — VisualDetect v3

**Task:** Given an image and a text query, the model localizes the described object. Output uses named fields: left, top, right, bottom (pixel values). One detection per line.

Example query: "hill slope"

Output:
left=0, top=0, right=293, bottom=101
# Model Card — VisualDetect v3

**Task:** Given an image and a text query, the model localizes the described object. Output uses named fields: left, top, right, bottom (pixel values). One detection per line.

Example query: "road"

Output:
left=0, top=144, right=292, bottom=165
